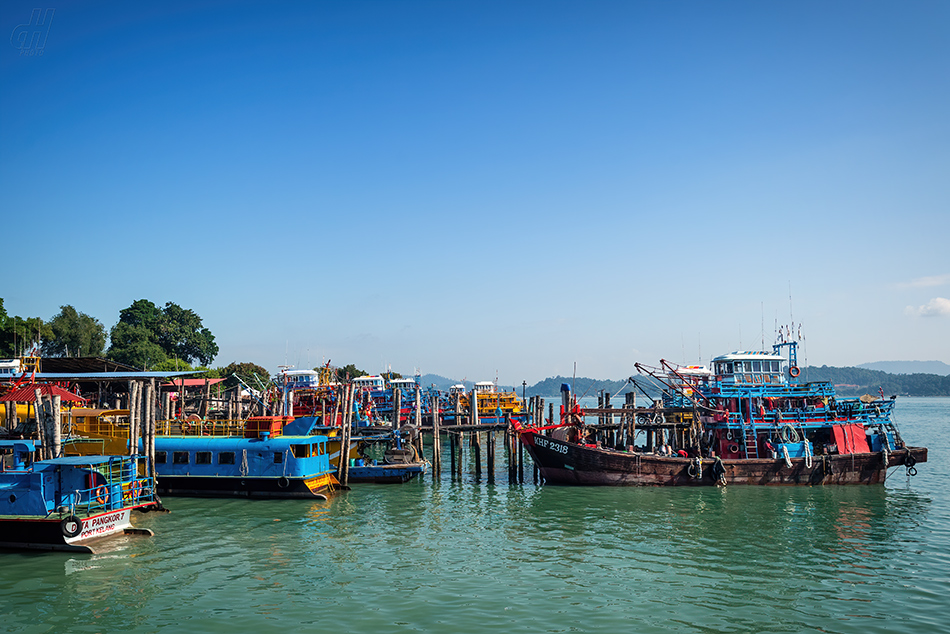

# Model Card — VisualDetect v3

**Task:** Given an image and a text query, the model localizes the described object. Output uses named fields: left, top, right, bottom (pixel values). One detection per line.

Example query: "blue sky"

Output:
left=2, top=1, right=948, bottom=384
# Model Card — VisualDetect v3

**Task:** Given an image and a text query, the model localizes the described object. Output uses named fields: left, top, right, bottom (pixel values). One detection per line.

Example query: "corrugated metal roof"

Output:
left=24, top=371, right=199, bottom=380
left=37, top=357, right=142, bottom=374
left=0, top=383, right=86, bottom=402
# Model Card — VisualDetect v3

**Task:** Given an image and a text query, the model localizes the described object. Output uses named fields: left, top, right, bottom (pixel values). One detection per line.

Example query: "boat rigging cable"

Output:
left=634, top=361, right=722, bottom=413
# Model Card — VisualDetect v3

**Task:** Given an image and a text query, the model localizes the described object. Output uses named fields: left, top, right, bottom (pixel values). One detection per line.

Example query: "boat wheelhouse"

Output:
left=352, top=375, right=386, bottom=391
left=280, top=369, right=323, bottom=390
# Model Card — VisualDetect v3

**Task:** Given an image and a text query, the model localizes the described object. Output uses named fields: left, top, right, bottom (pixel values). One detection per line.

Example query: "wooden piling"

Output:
left=431, top=395, right=441, bottom=475
left=449, top=430, right=457, bottom=478
left=487, top=429, right=495, bottom=482
left=51, top=395, right=61, bottom=459
left=472, top=428, right=481, bottom=480
left=393, top=388, right=402, bottom=431
left=506, top=412, right=515, bottom=483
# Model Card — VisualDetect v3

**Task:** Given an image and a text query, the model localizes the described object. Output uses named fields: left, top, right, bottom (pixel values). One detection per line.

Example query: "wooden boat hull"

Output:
left=346, top=463, right=426, bottom=484
left=520, top=431, right=928, bottom=486
left=0, top=503, right=158, bottom=553
left=155, top=473, right=339, bottom=499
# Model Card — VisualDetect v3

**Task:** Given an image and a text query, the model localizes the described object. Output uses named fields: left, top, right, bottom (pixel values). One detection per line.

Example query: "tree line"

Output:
left=0, top=298, right=390, bottom=391
left=1, top=298, right=218, bottom=371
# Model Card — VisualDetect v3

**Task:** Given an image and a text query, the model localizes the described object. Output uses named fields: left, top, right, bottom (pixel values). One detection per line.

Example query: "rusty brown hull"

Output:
left=520, top=431, right=928, bottom=486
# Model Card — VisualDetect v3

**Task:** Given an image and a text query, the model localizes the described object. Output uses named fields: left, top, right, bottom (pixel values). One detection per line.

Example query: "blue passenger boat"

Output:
left=0, top=440, right=160, bottom=552
left=151, top=416, right=341, bottom=499
left=519, top=340, right=928, bottom=486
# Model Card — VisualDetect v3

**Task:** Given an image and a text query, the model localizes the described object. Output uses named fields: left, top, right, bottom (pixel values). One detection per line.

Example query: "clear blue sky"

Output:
left=2, top=1, right=948, bottom=384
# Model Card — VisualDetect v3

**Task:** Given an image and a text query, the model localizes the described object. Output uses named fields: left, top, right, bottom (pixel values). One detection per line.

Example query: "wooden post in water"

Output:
left=337, top=384, right=352, bottom=486
left=470, top=388, right=479, bottom=426
left=343, top=384, right=354, bottom=486
left=486, top=429, right=495, bottom=483
left=33, top=389, right=47, bottom=460
left=505, top=412, right=515, bottom=483
left=472, top=428, right=481, bottom=480
left=431, top=393, right=441, bottom=475
left=51, top=395, right=61, bottom=459
left=449, top=430, right=457, bottom=478
left=413, top=387, right=423, bottom=458
left=148, top=379, right=157, bottom=476
left=134, top=380, right=143, bottom=448
left=393, top=388, right=402, bottom=431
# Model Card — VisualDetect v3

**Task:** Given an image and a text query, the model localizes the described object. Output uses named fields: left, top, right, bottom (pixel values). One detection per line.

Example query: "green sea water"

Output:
left=2, top=398, right=947, bottom=634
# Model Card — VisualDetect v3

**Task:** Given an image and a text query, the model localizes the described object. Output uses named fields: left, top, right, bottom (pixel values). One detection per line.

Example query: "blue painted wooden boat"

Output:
left=0, top=440, right=161, bottom=552
left=150, top=417, right=341, bottom=499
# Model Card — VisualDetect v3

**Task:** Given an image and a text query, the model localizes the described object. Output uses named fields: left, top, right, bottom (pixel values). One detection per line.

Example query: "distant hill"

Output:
left=525, top=376, right=656, bottom=399
left=857, top=360, right=950, bottom=376
left=803, top=365, right=950, bottom=397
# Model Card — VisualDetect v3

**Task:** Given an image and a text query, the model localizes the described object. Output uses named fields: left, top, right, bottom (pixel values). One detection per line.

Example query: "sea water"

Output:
left=1, top=398, right=947, bottom=634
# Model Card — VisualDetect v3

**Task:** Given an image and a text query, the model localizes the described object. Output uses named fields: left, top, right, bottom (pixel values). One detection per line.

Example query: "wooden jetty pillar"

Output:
left=505, top=412, right=515, bottom=483
left=51, top=394, right=62, bottom=459
left=487, top=429, right=495, bottom=483
left=413, top=388, right=424, bottom=458
left=130, top=380, right=141, bottom=450
left=32, top=391, right=45, bottom=460
left=455, top=432, right=463, bottom=479
left=147, top=379, right=157, bottom=476
left=472, top=429, right=482, bottom=480
left=431, top=396, right=441, bottom=476
left=393, top=388, right=402, bottom=430
left=414, top=387, right=422, bottom=427
left=449, top=430, right=456, bottom=477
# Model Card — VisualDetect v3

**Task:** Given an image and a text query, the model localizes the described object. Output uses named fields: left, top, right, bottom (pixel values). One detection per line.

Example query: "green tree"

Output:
left=152, top=358, right=194, bottom=372
left=107, top=322, right=167, bottom=369
left=335, top=363, right=367, bottom=381
left=0, top=298, right=51, bottom=357
left=42, top=305, right=107, bottom=357
left=220, top=362, right=271, bottom=390
left=107, top=299, right=218, bottom=369
left=158, top=303, right=218, bottom=366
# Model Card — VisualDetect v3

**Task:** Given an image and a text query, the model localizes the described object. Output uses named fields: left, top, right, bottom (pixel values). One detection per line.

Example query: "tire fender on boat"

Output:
left=61, top=515, right=83, bottom=538
left=277, top=476, right=290, bottom=488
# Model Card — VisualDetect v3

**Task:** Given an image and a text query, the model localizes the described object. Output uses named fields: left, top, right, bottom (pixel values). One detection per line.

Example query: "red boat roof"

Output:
left=0, top=383, right=86, bottom=402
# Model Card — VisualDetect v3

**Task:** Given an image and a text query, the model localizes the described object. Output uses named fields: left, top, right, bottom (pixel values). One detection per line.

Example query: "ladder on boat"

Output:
left=741, top=419, right=759, bottom=459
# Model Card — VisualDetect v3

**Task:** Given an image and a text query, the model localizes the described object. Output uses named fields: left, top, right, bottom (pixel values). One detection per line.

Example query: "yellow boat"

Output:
left=456, top=381, right=523, bottom=418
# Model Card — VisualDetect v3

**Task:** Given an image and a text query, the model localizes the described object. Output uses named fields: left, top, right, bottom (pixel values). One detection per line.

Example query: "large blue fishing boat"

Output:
left=0, top=440, right=161, bottom=552
left=151, top=417, right=342, bottom=499
left=519, top=340, right=928, bottom=486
